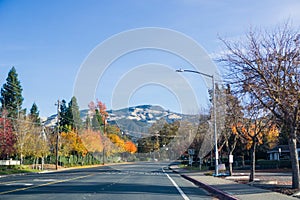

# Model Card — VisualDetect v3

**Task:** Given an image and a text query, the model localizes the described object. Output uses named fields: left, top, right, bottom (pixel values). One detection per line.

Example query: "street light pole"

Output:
left=176, top=68, right=219, bottom=176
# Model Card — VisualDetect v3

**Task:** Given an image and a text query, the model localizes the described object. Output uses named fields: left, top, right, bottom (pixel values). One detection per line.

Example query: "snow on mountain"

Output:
left=43, top=105, right=198, bottom=138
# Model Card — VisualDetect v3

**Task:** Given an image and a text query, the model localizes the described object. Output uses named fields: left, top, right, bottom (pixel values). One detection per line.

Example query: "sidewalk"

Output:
left=169, top=165, right=299, bottom=200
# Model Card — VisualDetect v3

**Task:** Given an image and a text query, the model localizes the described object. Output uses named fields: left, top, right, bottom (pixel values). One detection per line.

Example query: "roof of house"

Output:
left=267, top=144, right=300, bottom=153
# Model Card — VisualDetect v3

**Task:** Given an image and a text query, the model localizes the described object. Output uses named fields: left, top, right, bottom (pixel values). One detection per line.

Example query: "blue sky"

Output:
left=0, top=0, right=299, bottom=117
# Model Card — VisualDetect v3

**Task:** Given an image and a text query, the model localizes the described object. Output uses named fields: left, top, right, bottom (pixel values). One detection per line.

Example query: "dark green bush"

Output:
left=256, top=160, right=291, bottom=169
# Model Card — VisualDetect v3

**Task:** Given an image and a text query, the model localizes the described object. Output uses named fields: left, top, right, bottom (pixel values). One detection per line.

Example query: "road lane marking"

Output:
left=33, top=179, right=58, bottom=182
left=0, top=173, right=94, bottom=195
left=5, top=183, right=33, bottom=186
left=162, top=168, right=190, bottom=200
left=0, top=178, right=58, bottom=186
left=99, top=171, right=164, bottom=176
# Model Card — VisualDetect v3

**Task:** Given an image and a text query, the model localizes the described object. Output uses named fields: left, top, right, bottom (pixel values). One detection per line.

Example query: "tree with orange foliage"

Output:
left=233, top=105, right=279, bottom=182
left=96, top=100, right=108, bottom=124
left=125, top=141, right=137, bottom=154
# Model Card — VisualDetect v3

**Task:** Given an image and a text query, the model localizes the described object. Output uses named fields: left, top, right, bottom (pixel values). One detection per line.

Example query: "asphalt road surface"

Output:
left=0, top=162, right=216, bottom=200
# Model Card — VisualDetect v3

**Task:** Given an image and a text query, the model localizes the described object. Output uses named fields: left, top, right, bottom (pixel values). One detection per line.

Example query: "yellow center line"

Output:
left=0, top=173, right=94, bottom=195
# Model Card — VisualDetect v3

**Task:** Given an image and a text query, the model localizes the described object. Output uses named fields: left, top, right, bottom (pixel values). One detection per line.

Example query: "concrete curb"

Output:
left=169, top=166, right=239, bottom=200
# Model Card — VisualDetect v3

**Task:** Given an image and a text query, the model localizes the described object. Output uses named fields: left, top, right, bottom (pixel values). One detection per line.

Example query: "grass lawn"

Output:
left=0, top=165, right=39, bottom=175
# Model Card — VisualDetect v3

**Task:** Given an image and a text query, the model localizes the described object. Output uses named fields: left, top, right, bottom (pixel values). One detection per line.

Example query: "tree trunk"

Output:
left=36, top=157, right=40, bottom=170
left=241, top=155, right=245, bottom=167
left=20, top=153, right=23, bottom=165
left=249, top=142, right=256, bottom=182
left=33, top=158, right=36, bottom=169
left=41, top=156, right=44, bottom=170
left=35, top=157, right=38, bottom=170
left=102, top=148, right=105, bottom=165
left=289, top=136, right=300, bottom=189
left=229, top=162, right=233, bottom=176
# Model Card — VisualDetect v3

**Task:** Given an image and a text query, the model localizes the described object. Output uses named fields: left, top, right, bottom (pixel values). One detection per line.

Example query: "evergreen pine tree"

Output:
left=0, top=67, right=24, bottom=119
left=67, top=96, right=82, bottom=131
left=29, top=102, right=41, bottom=125
left=59, top=99, right=69, bottom=132
left=91, top=109, right=102, bottom=131
left=85, top=114, right=91, bottom=130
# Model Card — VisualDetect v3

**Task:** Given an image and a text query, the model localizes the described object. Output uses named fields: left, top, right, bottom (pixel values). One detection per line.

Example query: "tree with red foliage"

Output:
left=0, top=111, right=16, bottom=159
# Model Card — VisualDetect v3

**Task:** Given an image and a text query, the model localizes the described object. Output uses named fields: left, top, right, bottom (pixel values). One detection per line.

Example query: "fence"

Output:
left=0, top=159, right=20, bottom=166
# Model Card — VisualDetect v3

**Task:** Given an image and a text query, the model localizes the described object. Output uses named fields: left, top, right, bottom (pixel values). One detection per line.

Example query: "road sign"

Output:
left=188, top=149, right=195, bottom=155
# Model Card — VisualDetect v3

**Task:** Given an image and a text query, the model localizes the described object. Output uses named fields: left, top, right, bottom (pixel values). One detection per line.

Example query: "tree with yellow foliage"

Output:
left=107, top=133, right=125, bottom=153
left=81, top=129, right=103, bottom=153
left=60, top=130, right=87, bottom=165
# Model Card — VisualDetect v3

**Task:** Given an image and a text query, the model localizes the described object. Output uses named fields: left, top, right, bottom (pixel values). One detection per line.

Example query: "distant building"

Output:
left=267, top=145, right=300, bottom=161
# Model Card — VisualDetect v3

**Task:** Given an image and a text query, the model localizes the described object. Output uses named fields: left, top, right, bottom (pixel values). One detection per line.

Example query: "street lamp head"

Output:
left=175, top=68, right=184, bottom=72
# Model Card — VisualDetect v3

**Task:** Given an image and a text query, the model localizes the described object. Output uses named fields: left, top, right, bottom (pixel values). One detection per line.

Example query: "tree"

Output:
left=14, top=117, right=33, bottom=164
left=125, top=141, right=137, bottom=154
left=137, top=120, right=181, bottom=160
left=106, top=124, right=120, bottom=135
left=59, top=100, right=69, bottom=132
left=137, top=137, right=152, bottom=153
left=81, top=129, right=103, bottom=154
left=0, top=67, right=24, bottom=119
left=89, top=100, right=108, bottom=132
left=107, top=134, right=125, bottom=153
left=232, top=105, right=279, bottom=182
left=67, top=96, right=82, bottom=131
left=91, top=109, right=102, bottom=131
left=88, top=100, right=109, bottom=164
left=23, top=123, right=50, bottom=169
left=85, top=115, right=92, bottom=130
left=0, top=110, right=15, bottom=159
left=30, top=132, right=49, bottom=170
left=29, top=102, right=41, bottom=126
left=96, top=100, right=108, bottom=121
left=220, top=23, right=300, bottom=188
left=58, top=97, right=82, bottom=132
left=219, top=85, right=244, bottom=175
left=60, top=130, right=87, bottom=164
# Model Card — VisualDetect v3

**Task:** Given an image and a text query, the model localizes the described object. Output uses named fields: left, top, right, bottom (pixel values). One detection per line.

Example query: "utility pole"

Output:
left=55, top=100, right=60, bottom=170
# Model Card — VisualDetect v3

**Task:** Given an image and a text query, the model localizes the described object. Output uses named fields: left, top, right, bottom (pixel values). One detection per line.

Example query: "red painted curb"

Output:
left=170, top=167, right=239, bottom=200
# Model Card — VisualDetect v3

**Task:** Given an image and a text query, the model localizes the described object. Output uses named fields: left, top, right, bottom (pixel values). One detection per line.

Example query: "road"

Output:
left=0, top=162, right=217, bottom=200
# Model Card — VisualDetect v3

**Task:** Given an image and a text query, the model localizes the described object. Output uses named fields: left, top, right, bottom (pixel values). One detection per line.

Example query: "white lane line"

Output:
left=0, top=173, right=94, bottom=195
left=162, top=168, right=190, bottom=200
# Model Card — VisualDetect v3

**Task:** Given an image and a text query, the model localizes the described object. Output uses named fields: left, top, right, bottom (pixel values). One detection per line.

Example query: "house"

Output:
left=267, top=145, right=300, bottom=161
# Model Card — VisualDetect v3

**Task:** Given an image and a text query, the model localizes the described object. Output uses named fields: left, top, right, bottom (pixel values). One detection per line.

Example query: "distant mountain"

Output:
left=43, top=104, right=199, bottom=138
